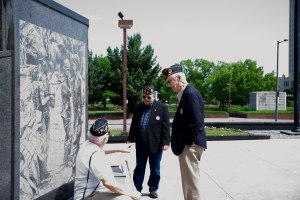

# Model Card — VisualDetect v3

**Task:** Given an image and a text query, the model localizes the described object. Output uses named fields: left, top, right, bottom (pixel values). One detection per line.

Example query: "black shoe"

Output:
left=149, top=190, right=158, bottom=198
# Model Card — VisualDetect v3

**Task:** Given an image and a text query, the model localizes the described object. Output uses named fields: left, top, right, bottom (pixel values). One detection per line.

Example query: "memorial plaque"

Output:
left=249, top=92, right=286, bottom=110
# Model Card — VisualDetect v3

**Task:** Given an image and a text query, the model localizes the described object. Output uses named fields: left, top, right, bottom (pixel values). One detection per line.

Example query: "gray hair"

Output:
left=87, top=131, right=107, bottom=144
left=170, top=72, right=188, bottom=85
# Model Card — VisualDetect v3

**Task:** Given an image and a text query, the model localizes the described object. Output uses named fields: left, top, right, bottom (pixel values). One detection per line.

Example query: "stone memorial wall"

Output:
left=249, top=92, right=286, bottom=111
left=0, top=0, right=89, bottom=199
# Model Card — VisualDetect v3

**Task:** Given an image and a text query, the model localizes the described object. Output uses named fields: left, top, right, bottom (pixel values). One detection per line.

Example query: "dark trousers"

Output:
left=133, top=141, right=162, bottom=192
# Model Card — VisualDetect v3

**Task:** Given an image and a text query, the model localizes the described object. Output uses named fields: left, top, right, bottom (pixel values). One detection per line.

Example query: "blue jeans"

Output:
left=133, top=141, right=162, bottom=192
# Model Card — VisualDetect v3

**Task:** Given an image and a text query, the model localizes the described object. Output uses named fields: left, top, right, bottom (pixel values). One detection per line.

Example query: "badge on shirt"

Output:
left=180, top=108, right=183, bottom=114
left=156, top=115, right=160, bottom=120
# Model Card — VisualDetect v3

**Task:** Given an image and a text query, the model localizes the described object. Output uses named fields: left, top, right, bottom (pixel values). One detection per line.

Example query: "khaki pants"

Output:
left=178, top=144, right=204, bottom=200
left=85, top=191, right=131, bottom=200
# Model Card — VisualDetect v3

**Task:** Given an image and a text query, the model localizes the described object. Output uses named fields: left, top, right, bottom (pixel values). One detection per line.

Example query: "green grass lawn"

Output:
left=109, top=127, right=248, bottom=137
left=205, top=127, right=248, bottom=136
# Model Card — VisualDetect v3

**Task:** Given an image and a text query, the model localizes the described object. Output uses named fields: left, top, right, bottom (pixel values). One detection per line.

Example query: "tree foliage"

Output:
left=263, top=71, right=276, bottom=91
left=207, top=62, right=232, bottom=107
left=207, top=59, right=275, bottom=107
left=88, top=51, right=113, bottom=108
left=88, top=36, right=277, bottom=110
left=180, top=59, right=216, bottom=103
left=107, top=33, right=161, bottom=112
left=106, top=46, right=123, bottom=106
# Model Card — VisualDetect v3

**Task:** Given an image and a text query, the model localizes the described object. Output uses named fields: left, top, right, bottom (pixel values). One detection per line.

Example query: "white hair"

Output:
left=87, top=131, right=108, bottom=145
left=170, top=72, right=188, bottom=85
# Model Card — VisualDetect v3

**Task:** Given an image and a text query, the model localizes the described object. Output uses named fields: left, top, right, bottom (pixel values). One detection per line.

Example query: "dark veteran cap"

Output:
left=90, top=118, right=109, bottom=137
left=143, top=85, right=155, bottom=95
left=162, top=64, right=183, bottom=79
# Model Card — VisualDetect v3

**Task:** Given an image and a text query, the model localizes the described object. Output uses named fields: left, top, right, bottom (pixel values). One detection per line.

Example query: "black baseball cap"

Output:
left=162, top=64, right=183, bottom=80
left=90, top=118, right=109, bottom=137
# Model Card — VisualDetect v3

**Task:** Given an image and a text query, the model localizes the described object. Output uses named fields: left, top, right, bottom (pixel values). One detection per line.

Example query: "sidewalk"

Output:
left=105, top=139, right=300, bottom=200
left=89, top=117, right=294, bottom=130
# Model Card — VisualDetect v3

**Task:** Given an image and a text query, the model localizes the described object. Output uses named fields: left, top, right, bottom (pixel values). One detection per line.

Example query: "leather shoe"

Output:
left=149, top=190, right=158, bottom=198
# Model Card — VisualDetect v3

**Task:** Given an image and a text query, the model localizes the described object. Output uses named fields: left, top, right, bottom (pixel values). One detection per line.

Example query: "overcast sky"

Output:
left=54, top=0, right=290, bottom=76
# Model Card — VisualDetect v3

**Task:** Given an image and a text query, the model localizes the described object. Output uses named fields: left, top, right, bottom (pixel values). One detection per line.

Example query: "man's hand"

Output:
left=119, top=143, right=135, bottom=153
left=162, top=145, right=169, bottom=151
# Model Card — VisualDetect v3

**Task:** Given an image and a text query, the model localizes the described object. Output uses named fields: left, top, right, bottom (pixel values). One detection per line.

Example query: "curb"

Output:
left=108, top=134, right=270, bottom=143
left=206, top=134, right=270, bottom=141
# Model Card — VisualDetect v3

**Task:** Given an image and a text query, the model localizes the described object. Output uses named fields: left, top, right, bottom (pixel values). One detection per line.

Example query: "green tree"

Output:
left=107, top=33, right=161, bottom=113
left=106, top=47, right=123, bottom=106
left=231, top=60, right=265, bottom=106
left=88, top=52, right=114, bottom=108
left=206, top=59, right=277, bottom=107
left=180, top=59, right=216, bottom=103
left=156, top=75, right=175, bottom=103
left=262, top=71, right=276, bottom=91
left=207, top=62, right=232, bottom=108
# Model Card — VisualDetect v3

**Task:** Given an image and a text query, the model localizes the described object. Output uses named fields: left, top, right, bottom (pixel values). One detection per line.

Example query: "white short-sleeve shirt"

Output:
left=74, top=141, right=115, bottom=200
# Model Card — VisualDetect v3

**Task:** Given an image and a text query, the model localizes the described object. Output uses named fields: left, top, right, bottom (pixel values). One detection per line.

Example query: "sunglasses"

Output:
left=142, top=95, right=152, bottom=100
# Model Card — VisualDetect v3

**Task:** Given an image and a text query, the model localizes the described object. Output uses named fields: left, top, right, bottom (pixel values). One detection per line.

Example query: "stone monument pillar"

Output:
left=290, top=0, right=300, bottom=133
left=0, top=0, right=89, bottom=199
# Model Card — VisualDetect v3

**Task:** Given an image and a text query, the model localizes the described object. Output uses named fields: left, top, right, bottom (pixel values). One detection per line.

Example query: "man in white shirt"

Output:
left=74, top=118, right=141, bottom=200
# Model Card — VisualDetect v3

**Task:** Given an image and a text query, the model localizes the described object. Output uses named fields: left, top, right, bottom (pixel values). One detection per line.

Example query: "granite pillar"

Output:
left=0, top=0, right=89, bottom=199
left=290, top=0, right=300, bottom=133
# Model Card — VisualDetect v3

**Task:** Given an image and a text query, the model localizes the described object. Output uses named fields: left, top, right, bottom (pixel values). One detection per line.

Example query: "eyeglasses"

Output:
left=142, top=95, right=152, bottom=100
left=166, top=76, right=177, bottom=84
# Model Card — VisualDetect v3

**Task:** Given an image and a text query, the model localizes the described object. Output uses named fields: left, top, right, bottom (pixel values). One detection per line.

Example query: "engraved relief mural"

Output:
left=19, top=20, right=86, bottom=199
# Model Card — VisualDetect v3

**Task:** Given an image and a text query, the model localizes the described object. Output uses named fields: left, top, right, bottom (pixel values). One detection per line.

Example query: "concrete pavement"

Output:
left=89, top=117, right=294, bottom=131
left=90, top=117, right=300, bottom=199
left=105, top=139, right=300, bottom=200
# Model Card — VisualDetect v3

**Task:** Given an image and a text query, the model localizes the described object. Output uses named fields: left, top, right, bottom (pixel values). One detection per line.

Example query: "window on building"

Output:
left=284, top=81, right=289, bottom=87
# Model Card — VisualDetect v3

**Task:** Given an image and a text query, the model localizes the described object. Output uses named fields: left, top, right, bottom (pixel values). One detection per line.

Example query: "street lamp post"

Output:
left=118, top=12, right=133, bottom=134
left=275, top=39, right=288, bottom=122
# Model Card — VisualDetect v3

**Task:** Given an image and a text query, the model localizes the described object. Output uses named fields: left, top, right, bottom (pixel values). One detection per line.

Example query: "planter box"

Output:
left=89, top=113, right=133, bottom=120
left=205, top=113, right=229, bottom=118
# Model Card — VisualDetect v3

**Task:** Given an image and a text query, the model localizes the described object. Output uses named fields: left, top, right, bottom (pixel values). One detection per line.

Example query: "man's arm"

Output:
left=127, top=103, right=140, bottom=142
left=104, top=144, right=134, bottom=154
left=161, top=104, right=171, bottom=146
left=101, top=178, right=140, bottom=200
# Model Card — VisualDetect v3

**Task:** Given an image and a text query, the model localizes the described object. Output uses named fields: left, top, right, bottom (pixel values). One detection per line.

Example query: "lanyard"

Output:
left=82, top=151, right=100, bottom=200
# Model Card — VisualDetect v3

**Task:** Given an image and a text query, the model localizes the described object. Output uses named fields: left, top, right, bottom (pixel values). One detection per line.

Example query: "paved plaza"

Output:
left=88, top=117, right=300, bottom=199
left=106, top=139, right=300, bottom=200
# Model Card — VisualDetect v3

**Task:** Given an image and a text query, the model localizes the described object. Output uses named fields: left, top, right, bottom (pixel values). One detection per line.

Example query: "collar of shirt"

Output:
left=86, top=140, right=104, bottom=152
left=143, top=101, right=153, bottom=108
left=176, top=83, right=188, bottom=101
